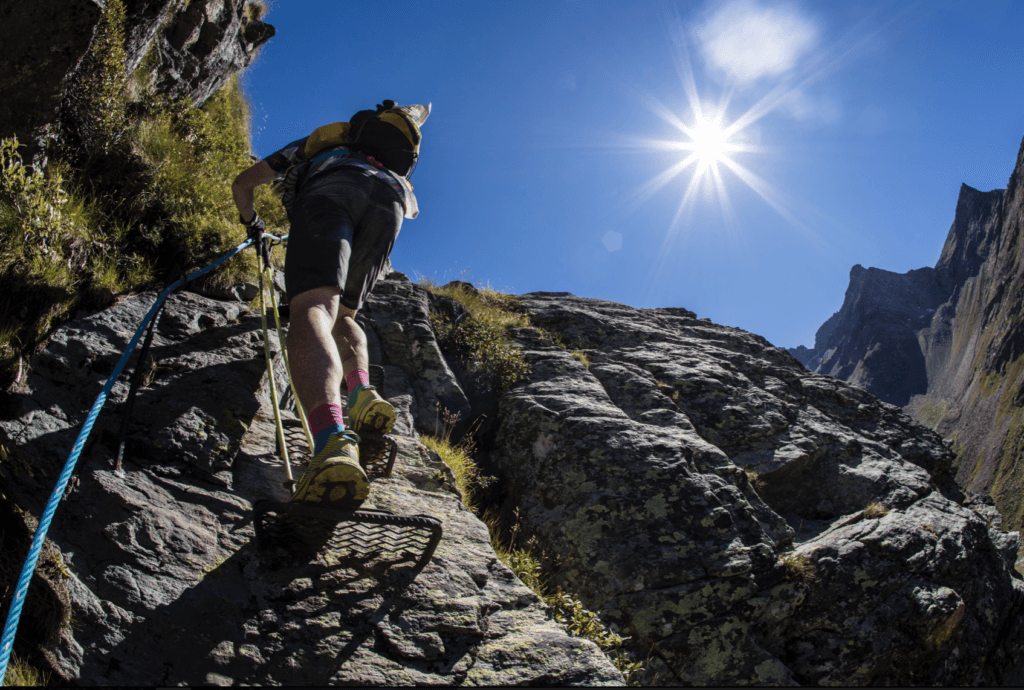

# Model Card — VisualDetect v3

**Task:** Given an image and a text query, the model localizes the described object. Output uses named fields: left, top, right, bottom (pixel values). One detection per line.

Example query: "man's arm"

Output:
left=232, top=160, right=278, bottom=223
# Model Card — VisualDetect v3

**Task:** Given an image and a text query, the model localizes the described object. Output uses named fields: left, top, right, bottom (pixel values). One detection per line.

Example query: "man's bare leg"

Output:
left=285, top=286, right=368, bottom=509
left=287, top=287, right=346, bottom=412
left=333, top=306, right=396, bottom=436
left=333, top=307, right=369, bottom=384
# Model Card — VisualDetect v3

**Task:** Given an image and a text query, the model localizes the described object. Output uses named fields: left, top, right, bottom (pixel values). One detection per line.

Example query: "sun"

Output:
left=687, top=115, right=731, bottom=168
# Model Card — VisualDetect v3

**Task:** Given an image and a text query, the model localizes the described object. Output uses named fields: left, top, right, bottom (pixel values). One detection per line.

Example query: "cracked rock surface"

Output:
left=5, top=272, right=1024, bottom=685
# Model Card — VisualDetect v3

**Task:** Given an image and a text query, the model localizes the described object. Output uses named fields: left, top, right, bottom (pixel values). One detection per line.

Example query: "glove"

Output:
left=240, top=212, right=265, bottom=237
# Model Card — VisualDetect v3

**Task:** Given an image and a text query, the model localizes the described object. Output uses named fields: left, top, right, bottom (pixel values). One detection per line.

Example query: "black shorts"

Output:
left=284, top=166, right=403, bottom=310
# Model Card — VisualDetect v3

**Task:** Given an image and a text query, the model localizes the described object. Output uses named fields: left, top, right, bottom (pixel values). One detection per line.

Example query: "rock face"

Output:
left=488, top=292, right=1024, bottom=685
left=0, top=0, right=101, bottom=156
left=1, top=271, right=1023, bottom=684
left=147, top=0, right=277, bottom=105
left=0, top=0, right=274, bottom=154
left=0, top=281, right=622, bottom=685
left=791, top=136, right=1024, bottom=536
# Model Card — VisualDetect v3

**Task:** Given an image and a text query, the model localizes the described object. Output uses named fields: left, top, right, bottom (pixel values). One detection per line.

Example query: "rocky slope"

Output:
left=2, top=271, right=1022, bottom=685
left=790, top=136, right=1024, bottom=536
left=0, top=281, right=622, bottom=686
left=0, top=0, right=274, bottom=157
left=494, top=291, right=1024, bottom=685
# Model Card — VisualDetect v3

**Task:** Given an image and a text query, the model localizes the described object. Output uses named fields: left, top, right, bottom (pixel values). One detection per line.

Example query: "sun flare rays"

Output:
left=619, top=9, right=885, bottom=294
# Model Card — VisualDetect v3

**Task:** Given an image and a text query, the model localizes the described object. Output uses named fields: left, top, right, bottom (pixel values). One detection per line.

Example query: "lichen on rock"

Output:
left=484, top=291, right=1024, bottom=685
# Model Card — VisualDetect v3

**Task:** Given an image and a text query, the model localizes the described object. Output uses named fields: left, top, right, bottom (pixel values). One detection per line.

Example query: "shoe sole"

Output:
left=292, top=460, right=369, bottom=512
left=353, top=399, right=396, bottom=436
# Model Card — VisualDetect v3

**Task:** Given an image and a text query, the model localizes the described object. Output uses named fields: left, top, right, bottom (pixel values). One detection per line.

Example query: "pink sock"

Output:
left=346, top=369, right=370, bottom=392
left=308, top=403, right=345, bottom=435
left=309, top=402, right=345, bottom=455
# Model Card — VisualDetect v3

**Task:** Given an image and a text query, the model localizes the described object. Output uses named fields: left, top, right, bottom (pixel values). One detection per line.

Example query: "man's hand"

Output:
left=232, top=160, right=277, bottom=223
left=241, top=212, right=266, bottom=239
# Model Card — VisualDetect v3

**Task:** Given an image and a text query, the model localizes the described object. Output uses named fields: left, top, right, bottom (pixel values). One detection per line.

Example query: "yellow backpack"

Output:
left=277, top=102, right=430, bottom=214
left=277, top=122, right=352, bottom=215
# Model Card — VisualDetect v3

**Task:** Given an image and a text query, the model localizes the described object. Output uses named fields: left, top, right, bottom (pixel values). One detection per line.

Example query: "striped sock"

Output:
left=308, top=402, right=345, bottom=456
left=345, top=369, right=371, bottom=409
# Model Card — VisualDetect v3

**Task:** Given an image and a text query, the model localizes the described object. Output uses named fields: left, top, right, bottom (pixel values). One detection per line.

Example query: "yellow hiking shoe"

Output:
left=291, top=430, right=368, bottom=511
left=348, top=386, right=396, bottom=435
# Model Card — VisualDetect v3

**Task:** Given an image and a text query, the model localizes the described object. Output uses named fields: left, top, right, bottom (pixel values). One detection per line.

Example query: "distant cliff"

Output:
left=795, top=262, right=952, bottom=407
left=790, top=136, right=1024, bottom=536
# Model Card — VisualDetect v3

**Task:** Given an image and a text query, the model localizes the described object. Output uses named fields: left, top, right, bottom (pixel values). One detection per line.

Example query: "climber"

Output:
left=231, top=101, right=430, bottom=512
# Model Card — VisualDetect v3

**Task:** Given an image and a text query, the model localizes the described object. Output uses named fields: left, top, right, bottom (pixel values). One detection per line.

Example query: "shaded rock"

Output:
left=8, top=290, right=265, bottom=489
left=361, top=273, right=472, bottom=434
left=188, top=280, right=260, bottom=303
left=0, top=0, right=101, bottom=154
left=0, top=278, right=620, bottom=686
left=149, top=0, right=275, bottom=105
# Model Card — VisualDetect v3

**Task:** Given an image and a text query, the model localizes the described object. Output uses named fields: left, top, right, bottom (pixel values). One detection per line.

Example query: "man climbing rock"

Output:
left=231, top=101, right=430, bottom=512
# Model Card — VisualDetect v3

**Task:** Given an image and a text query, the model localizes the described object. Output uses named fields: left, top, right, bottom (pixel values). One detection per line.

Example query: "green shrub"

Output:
left=0, top=75, right=278, bottom=382
left=424, top=280, right=528, bottom=395
left=431, top=312, right=528, bottom=395
left=424, top=282, right=528, bottom=394
left=0, top=138, right=102, bottom=380
left=423, top=280, right=529, bottom=330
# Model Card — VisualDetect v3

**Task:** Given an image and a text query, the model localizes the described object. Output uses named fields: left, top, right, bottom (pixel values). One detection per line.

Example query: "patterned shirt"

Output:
left=264, top=138, right=419, bottom=219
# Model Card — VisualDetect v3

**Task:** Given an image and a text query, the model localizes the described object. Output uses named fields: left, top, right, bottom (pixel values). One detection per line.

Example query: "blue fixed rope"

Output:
left=0, top=233, right=284, bottom=682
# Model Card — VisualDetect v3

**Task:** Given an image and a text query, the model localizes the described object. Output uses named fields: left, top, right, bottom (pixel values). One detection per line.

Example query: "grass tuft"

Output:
left=420, top=407, right=480, bottom=511
left=424, top=281, right=528, bottom=395
left=246, top=1, right=268, bottom=22
left=744, top=469, right=767, bottom=492
left=2, top=655, right=50, bottom=687
left=781, top=552, right=817, bottom=583
left=864, top=500, right=890, bottom=519
left=571, top=350, right=591, bottom=368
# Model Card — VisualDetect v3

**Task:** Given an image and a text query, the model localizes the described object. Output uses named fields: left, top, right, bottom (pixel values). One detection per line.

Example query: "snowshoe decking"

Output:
left=253, top=501, right=443, bottom=570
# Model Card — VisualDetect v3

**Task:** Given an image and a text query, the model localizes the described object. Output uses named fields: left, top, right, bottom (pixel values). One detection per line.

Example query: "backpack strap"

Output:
left=301, top=122, right=352, bottom=160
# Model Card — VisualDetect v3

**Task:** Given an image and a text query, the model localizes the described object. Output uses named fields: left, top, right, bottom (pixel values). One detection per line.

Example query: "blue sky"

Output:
left=242, top=0, right=1024, bottom=350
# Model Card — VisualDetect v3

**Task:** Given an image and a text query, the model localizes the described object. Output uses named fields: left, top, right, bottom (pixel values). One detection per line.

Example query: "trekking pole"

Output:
left=255, top=230, right=293, bottom=493
left=261, top=246, right=315, bottom=455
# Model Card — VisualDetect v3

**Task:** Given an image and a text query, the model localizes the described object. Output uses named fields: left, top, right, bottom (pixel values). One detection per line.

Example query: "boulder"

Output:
left=487, top=291, right=1024, bottom=685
